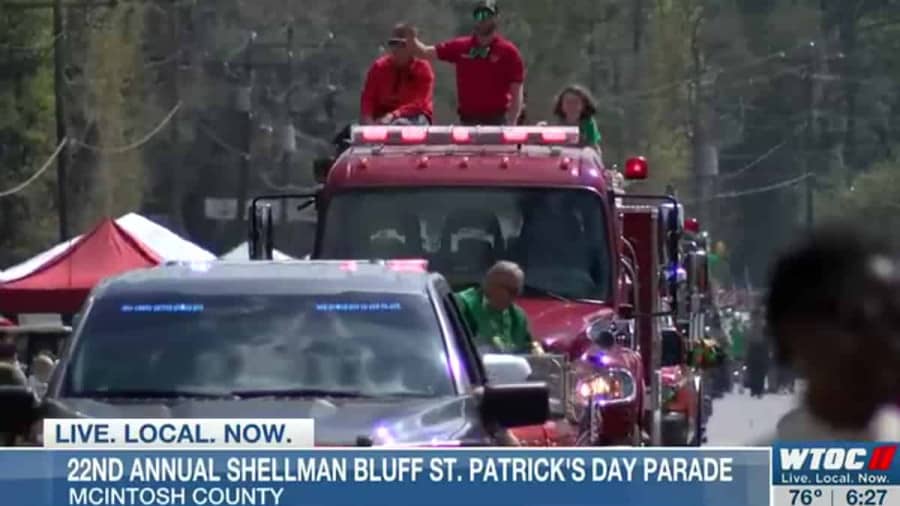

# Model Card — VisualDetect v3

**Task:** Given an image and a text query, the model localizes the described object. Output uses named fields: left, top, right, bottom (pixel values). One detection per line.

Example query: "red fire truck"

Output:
left=248, top=125, right=709, bottom=446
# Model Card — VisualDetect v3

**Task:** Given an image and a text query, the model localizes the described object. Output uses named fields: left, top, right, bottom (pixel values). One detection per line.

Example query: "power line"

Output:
left=73, top=101, right=181, bottom=154
left=718, top=124, right=807, bottom=181
left=0, top=138, right=68, bottom=198
left=613, top=40, right=825, bottom=103
left=197, top=120, right=249, bottom=158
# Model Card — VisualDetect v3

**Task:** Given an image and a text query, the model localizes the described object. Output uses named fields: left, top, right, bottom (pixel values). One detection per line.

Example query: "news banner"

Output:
left=0, top=420, right=896, bottom=506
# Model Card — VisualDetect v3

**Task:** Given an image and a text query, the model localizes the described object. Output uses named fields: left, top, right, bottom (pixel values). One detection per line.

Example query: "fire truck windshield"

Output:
left=320, top=187, right=612, bottom=301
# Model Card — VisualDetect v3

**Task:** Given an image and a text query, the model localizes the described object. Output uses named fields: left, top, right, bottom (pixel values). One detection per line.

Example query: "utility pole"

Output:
left=691, top=72, right=719, bottom=229
left=166, top=0, right=183, bottom=234
left=2, top=0, right=117, bottom=241
left=281, top=25, right=296, bottom=224
left=235, top=35, right=255, bottom=225
left=805, top=42, right=822, bottom=232
left=232, top=28, right=307, bottom=226
left=52, top=0, right=69, bottom=241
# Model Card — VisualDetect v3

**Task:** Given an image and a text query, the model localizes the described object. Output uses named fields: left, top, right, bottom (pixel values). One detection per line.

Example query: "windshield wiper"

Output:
left=232, top=389, right=433, bottom=400
left=231, top=388, right=375, bottom=399
left=522, top=283, right=606, bottom=305
left=71, top=389, right=236, bottom=400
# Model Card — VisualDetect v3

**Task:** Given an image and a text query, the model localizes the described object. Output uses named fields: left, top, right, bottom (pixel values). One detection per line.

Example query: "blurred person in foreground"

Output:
left=756, top=225, right=900, bottom=442
left=455, top=261, right=543, bottom=354
left=406, top=0, right=525, bottom=126
left=360, top=23, right=435, bottom=125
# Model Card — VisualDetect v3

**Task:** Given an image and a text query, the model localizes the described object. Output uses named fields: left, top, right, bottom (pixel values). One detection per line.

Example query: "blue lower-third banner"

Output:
left=0, top=449, right=769, bottom=506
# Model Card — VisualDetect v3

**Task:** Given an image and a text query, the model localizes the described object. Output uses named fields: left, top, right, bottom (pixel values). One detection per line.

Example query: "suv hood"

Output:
left=52, top=395, right=482, bottom=446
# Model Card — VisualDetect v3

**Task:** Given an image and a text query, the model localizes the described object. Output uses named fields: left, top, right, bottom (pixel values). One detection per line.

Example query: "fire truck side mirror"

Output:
left=686, top=250, right=709, bottom=299
left=660, top=329, right=685, bottom=367
left=248, top=203, right=275, bottom=260
left=313, top=157, right=333, bottom=184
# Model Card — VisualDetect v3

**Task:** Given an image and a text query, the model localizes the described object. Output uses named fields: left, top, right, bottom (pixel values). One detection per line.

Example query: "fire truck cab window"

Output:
left=321, top=188, right=611, bottom=300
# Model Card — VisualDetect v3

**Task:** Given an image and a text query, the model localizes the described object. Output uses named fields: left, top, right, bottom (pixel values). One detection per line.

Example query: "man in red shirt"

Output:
left=407, top=0, right=524, bottom=126
left=360, top=24, right=434, bottom=125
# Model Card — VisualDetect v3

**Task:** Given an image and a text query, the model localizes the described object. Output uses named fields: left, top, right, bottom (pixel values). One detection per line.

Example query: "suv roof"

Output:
left=92, top=260, right=438, bottom=298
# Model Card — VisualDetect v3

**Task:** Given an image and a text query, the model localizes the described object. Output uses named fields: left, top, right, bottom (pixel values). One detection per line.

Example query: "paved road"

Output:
left=705, top=391, right=797, bottom=445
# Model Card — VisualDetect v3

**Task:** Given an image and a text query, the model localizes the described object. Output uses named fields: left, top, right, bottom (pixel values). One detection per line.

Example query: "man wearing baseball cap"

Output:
left=360, top=23, right=435, bottom=125
left=407, top=0, right=525, bottom=126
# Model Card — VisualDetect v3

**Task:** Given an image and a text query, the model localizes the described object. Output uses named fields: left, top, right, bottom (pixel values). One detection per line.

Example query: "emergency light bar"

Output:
left=334, top=259, right=430, bottom=272
left=350, top=125, right=580, bottom=147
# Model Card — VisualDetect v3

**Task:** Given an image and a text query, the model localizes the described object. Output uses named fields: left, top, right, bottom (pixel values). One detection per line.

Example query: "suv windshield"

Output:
left=64, top=292, right=455, bottom=398
left=320, top=188, right=611, bottom=300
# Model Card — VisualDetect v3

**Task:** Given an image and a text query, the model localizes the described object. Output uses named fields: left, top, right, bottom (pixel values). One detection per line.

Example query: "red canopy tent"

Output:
left=0, top=218, right=162, bottom=314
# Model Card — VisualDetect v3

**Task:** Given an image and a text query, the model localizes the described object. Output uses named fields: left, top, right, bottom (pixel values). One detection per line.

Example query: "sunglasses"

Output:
left=473, top=9, right=495, bottom=21
left=387, top=39, right=407, bottom=49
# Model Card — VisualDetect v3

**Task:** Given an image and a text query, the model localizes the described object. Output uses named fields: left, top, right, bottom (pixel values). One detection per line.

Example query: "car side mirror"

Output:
left=483, top=354, right=532, bottom=385
left=0, top=385, right=37, bottom=439
left=480, top=383, right=549, bottom=429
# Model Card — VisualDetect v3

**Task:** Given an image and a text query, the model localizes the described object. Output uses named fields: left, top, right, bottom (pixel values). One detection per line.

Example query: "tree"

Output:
left=0, top=9, right=57, bottom=266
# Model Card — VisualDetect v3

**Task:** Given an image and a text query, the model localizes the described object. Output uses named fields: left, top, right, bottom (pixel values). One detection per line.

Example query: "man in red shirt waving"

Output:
left=360, top=23, right=435, bottom=125
left=407, top=0, right=524, bottom=126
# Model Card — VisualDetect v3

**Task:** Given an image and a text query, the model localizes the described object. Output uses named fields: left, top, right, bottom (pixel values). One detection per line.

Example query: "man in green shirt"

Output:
left=454, top=261, right=542, bottom=354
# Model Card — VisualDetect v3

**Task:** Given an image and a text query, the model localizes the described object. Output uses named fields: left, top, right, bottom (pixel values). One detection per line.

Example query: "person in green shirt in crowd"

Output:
left=553, top=84, right=602, bottom=149
left=455, top=261, right=543, bottom=354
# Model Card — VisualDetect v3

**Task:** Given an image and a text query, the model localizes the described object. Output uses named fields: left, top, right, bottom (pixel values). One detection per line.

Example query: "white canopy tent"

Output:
left=221, top=241, right=292, bottom=261
left=115, top=213, right=215, bottom=264
left=0, top=213, right=215, bottom=282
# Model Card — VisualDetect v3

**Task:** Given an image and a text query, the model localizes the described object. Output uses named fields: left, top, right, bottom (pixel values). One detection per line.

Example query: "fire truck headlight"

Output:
left=575, top=368, right=636, bottom=406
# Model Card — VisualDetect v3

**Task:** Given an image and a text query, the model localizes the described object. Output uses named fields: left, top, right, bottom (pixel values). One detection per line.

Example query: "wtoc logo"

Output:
left=780, top=446, right=897, bottom=472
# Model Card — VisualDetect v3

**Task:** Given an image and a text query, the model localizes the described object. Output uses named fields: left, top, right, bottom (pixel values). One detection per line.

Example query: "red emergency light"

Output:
left=541, top=128, right=569, bottom=143
left=360, top=126, right=389, bottom=143
left=684, top=217, right=701, bottom=234
left=502, top=129, right=529, bottom=143
left=623, top=156, right=649, bottom=180
left=386, top=259, right=429, bottom=272
left=350, top=126, right=580, bottom=147
left=401, top=127, right=428, bottom=143
left=451, top=127, right=471, bottom=143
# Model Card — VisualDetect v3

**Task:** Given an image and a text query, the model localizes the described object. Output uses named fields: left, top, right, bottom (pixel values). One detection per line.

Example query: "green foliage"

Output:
left=3, top=0, right=900, bottom=272
left=0, top=10, right=56, bottom=266
left=821, top=156, right=900, bottom=247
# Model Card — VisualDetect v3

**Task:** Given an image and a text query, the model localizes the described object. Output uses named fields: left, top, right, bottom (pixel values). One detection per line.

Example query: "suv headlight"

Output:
left=575, top=368, right=636, bottom=406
